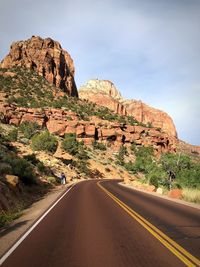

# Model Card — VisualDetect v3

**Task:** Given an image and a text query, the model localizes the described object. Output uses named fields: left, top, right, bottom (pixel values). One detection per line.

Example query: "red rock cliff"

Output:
left=1, top=36, right=78, bottom=97
left=79, top=80, right=177, bottom=138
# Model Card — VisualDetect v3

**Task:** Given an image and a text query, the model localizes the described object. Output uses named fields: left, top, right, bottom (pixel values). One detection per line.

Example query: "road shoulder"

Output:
left=119, top=182, right=200, bottom=210
left=0, top=183, right=74, bottom=258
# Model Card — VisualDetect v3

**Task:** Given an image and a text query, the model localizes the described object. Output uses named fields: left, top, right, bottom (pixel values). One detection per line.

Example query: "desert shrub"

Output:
left=124, top=161, right=136, bottom=172
left=13, top=97, right=28, bottom=107
left=116, top=145, right=128, bottom=165
left=31, top=131, right=58, bottom=153
left=24, top=154, right=49, bottom=174
left=0, top=211, right=21, bottom=228
left=61, top=134, right=89, bottom=159
left=46, top=176, right=57, bottom=184
left=61, top=133, right=79, bottom=155
left=131, top=146, right=154, bottom=173
left=75, top=160, right=90, bottom=175
left=36, top=161, right=47, bottom=173
left=19, top=121, right=40, bottom=139
left=76, top=147, right=89, bottom=160
left=4, top=154, right=36, bottom=185
left=0, top=163, right=12, bottom=176
left=146, top=166, right=167, bottom=188
left=23, top=154, right=39, bottom=165
left=6, top=129, right=18, bottom=142
left=92, top=141, right=107, bottom=151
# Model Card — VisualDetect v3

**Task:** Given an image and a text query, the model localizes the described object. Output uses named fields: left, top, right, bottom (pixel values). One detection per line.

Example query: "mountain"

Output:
left=0, top=37, right=200, bottom=226
left=79, top=79, right=177, bottom=137
left=0, top=36, right=78, bottom=97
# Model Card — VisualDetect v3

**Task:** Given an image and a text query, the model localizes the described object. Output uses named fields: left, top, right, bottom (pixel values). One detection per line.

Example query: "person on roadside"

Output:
left=60, top=172, right=66, bottom=185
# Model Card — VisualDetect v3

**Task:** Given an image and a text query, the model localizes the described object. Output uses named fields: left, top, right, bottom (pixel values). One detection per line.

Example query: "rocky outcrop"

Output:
left=0, top=103, right=177, bottom=155
left=1, top=36, right=78, bottom=97
left=178, top=140, right=200, bottom=155
left=79, top=80, right=177, bottom=137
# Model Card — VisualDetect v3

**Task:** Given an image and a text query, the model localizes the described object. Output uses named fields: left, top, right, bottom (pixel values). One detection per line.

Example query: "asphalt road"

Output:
left=1, top=180, right=200, bottom=267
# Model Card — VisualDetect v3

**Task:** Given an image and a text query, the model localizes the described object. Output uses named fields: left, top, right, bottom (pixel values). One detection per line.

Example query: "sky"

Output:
left=0, top=0, right=200, bottom=145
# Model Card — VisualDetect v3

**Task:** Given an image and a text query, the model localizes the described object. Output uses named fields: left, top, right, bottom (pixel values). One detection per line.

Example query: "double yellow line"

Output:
left=97, top=182, right=200, bottom=267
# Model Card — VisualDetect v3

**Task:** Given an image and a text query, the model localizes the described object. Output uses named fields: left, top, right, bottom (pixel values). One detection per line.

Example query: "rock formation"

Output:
left=1, top=36, right=78, bottom=97
left=0, top=103, right=177, bottom=155
left=79, top=80, right=177, bottom=137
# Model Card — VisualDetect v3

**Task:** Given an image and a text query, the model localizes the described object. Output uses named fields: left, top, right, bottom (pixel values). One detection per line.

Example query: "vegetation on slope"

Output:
left=115, top=144, right=200, bottom=199
left=0, top=67, right=147, bottom=127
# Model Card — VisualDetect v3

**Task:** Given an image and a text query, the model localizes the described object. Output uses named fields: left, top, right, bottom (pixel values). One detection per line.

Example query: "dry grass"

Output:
left=182, top=188, right=200, bottom=204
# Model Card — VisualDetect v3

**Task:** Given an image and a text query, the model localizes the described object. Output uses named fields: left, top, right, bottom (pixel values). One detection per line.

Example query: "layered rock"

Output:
left=79, top=80, right=177, bottom=137
left=0, top=103, right=177, bottom=155
left=1, top=36, right=78, bottom=97
left=178, top=140, right=200, bottom=155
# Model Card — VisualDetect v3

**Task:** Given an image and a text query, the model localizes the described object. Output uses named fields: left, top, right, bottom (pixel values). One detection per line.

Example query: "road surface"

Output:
left=0, top=180, right=200, bottom=267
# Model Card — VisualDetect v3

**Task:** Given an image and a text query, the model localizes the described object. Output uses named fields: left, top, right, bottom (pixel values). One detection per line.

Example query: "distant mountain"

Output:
left=79, top=79, right=177, bottom=137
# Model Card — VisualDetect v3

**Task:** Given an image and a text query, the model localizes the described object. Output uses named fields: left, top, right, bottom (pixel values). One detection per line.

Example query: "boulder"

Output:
left=156, top=187, right=163, bottom=194
left=5, top=175, right=19, bottom=187
left=46, top=119, right=67, bottom=136
left=85, top=125, right=96, bottom=137
left=168, top=189, right=182, bottom=199
left=76, top=125, right=85, bottom=137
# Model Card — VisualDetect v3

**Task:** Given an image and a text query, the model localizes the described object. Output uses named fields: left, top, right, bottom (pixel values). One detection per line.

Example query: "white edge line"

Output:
left=0, top=185, right=75, bottom=265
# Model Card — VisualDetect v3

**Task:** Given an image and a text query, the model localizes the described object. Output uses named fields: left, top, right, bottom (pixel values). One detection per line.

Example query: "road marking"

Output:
left=0, top=185, right=75, bottom=266
left=98, top=182, right=200, bottom=267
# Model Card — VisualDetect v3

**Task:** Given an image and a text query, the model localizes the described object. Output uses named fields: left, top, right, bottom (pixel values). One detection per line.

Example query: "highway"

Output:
left=1, top=180, right=200, bottom=267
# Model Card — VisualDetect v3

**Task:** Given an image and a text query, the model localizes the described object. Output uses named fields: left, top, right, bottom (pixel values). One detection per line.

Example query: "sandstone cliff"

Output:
left=0, top=103, right=177, bottom=155
left=79, top=79, right=177, bottom=137
left=1, top=36, right=78, bottom=97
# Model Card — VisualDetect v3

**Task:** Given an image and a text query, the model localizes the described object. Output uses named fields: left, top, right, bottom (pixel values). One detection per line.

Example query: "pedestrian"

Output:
left=60, top=172, right=66, bottom=185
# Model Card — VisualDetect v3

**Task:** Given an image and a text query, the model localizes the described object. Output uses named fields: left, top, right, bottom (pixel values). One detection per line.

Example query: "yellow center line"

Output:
left=97, top=181, right=200, bottom=267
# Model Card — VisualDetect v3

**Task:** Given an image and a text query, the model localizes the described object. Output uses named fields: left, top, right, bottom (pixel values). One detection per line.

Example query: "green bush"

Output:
left=116, top=145, right=128, bottom=165
left=23, top=154, right=48, bottom=174
left=19, top=121, right=40, bottom=139
left=131, top=146, right=154, bottom=173
left=0, top=211, right=21, bottom=228
left=6, top=129, right=18, bottom=142
left=61, top=134, right=79, bottom=155
left=75, top=160, right=90, bottom=175
left=31, top=131, right=58, bottom=153
left=23, top=154, right=39, bottom=165
left=0, top=163, right=12, bottom=176
left=92, top=141, right=107, bottom=151
left=160, top=153, right=200, bottom=189
left=61, top=134, right=89, bottom=159
left=146, top=166, right=167, bottom=188
left=4, top=155, right=37, bottom=185
left=36, top=161, right=47, bottom=174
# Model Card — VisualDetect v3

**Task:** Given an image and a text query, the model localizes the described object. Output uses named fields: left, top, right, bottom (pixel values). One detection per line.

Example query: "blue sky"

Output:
left=0, top=0, right=200, bottom=145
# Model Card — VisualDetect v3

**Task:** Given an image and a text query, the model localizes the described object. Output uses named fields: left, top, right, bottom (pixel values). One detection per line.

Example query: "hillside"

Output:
left=79, top=79, right=177, bottom=137
left=0, top=36, right=200, bottom=227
